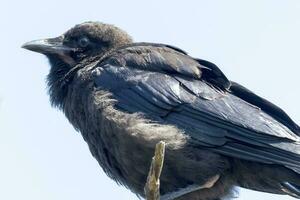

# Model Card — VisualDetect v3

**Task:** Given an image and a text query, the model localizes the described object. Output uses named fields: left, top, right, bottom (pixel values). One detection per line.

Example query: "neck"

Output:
left=46, top=55, right=79, bottom=109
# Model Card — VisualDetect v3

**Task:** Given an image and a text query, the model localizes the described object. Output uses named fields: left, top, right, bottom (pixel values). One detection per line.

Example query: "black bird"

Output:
left=22, top=22, right=300, bottom=200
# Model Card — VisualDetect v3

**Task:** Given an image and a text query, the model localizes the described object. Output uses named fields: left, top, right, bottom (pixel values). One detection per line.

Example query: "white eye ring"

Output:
left=78, top=37, right=90, bottom=48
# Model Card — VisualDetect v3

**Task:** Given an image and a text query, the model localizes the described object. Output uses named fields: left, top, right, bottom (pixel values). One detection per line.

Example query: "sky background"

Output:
left=1, top=0, right=300, bottom=199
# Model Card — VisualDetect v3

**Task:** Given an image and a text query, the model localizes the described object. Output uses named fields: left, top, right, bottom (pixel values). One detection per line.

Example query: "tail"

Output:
left=281, top=182, right=300, bottom=199
left=233, top=159, right=300, bottom=198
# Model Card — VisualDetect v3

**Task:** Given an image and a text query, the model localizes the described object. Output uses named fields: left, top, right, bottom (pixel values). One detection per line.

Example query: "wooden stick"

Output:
left=145, top=141, right=166, bottom=200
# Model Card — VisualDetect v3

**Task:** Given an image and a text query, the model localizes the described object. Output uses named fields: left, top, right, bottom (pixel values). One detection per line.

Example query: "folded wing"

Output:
left=93, top=43, right=300, bottom=174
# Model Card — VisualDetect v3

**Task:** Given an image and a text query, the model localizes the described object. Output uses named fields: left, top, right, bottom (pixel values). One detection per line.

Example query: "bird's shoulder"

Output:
left=95, top=42, right=231, bottom=91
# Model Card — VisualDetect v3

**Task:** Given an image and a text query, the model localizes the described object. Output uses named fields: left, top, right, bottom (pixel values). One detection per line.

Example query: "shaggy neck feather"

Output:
left=46, top=55, right=78, bottom=109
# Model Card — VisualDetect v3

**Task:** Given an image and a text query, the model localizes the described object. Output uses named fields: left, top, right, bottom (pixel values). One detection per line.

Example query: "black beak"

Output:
left=22, top=36, right=74, bottom=55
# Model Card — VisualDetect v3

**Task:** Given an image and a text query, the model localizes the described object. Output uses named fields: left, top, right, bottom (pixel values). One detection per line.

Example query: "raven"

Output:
left=22, top=22, right=300, bottom=200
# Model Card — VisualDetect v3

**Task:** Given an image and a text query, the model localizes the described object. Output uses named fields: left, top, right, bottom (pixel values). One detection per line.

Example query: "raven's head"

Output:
left=22, top=22, right=133, bottom=108
left=22, top=21, right=132, bottom=66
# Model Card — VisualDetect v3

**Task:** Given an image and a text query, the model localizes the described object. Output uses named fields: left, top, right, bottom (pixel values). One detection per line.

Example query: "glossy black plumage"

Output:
left=93, top=43, right=300, bottom=173
left=22, top=22, right=300, bottom=200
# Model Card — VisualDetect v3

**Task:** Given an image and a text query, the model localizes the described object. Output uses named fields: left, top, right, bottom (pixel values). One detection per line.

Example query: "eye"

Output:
left=78, top=37, right=90, bottom=48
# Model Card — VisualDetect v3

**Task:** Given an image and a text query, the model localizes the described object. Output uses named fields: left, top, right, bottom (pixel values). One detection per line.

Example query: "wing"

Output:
left=92, top=43, right=300, bottom=173
left=230, top=81, right=300, bottom=135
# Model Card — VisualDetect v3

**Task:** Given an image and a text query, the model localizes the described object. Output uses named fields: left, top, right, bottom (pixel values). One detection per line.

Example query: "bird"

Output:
left=22, top=22, right=300, bottom=200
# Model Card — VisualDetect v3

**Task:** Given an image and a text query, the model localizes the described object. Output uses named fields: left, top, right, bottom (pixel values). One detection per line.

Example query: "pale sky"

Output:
left=0, top=0, right=300, bottom=200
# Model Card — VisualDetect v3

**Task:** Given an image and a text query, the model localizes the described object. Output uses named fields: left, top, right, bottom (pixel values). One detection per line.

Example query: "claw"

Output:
left=201, top=174, right=220, bottom=189
left=161, top=174, right=221, bottom=200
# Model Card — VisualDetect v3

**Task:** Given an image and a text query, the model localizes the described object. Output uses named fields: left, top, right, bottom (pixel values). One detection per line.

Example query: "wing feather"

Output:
left=93, top=44, right=300, bottom=174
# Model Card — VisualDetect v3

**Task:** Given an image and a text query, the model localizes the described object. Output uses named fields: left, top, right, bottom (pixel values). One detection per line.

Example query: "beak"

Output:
left=22, top=36, right=74, bottom=55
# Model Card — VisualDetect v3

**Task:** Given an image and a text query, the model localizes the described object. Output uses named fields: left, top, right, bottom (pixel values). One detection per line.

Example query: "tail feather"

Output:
left=281, top=182, right=300, bottom=199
